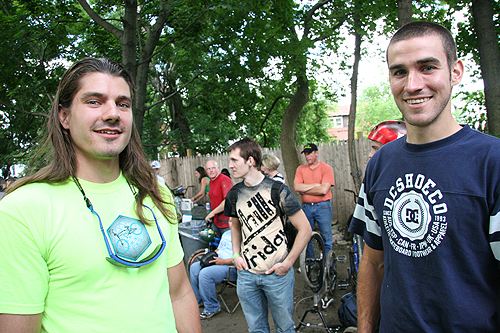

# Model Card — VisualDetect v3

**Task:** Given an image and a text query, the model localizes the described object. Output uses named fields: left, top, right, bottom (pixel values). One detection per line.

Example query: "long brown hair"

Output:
left=195, top=166, right=208, bottom=182
left=9, top=57, right=176, bottom=225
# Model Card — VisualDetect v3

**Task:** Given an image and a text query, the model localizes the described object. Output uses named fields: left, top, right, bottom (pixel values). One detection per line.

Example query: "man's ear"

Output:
left=59, top=105, right=70, bottom=129
left=247, top=156, right=255, bottom=167
left=451, top=59, right=464, bottom=87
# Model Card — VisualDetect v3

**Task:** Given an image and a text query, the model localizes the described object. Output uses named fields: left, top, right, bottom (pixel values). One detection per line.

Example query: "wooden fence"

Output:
left=158, top=138, right=371, bottom=228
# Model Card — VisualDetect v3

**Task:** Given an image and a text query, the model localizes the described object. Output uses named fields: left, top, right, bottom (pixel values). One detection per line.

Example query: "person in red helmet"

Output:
left=367, top=120, right=407, bottom=159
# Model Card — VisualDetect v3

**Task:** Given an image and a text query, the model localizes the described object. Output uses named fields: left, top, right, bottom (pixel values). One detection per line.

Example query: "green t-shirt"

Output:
left=204, top=176, right=210, bottom=193
left=0, top=174, right=183, bottom=332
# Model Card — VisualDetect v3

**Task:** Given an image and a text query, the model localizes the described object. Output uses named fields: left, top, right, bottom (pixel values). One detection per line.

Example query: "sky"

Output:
left=338, top=48, right=483, bottom=105
left=316, top=18, right=484, bottom=106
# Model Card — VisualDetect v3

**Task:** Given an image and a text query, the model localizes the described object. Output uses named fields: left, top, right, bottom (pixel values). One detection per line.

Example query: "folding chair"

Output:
left=216, top=266, right=240, bottom=314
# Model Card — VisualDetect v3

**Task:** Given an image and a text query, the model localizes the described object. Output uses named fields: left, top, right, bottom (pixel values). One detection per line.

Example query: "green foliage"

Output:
left=355, top=82, right=402, bottom=135
left=140, top=0, right=339, bottom=156
left=1, top=0, right=496, bottom=170
left=140, top=1, right=282, bottom=157
left=295, top=82, right=334, bottom=145
left=0, top=0, right=82, bottom=175
left=451, top=1, right=500, bottom=68
left=455, top=90, right=488, bottom=132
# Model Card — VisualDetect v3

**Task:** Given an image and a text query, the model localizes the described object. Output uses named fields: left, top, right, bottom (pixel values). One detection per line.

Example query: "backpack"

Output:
left=338, top=292, right=358, bottom=328
left=229, top=180, right=297, bottom=250
left=270, top=181, right=297, bottom=251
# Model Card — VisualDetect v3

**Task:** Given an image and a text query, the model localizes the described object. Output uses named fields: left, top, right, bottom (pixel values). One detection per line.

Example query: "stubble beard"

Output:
left=400, top=87, right=453, bottom=128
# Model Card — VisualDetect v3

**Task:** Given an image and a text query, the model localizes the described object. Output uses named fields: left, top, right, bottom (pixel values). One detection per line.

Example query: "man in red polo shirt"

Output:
left=205, top=160, right=232, bottom=237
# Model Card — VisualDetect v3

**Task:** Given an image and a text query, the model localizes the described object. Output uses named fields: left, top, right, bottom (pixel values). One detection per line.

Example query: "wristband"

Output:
left=232, top=253, right=241, bottom=259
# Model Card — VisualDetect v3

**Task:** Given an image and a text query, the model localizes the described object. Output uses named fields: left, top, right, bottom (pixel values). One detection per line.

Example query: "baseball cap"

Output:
left=151, top=161, right=161, bottom=169
left=301, top=143, right=318, bottom=154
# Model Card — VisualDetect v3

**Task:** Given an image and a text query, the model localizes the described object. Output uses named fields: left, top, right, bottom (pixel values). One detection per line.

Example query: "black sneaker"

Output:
left=200, top=309, right=221, bottom=320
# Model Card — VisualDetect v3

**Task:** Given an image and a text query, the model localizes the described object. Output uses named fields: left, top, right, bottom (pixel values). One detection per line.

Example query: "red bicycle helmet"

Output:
left=368, top=120, right=407, bottom=145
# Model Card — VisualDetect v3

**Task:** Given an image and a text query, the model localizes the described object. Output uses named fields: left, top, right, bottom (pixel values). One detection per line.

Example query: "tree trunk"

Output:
left=168, top=90, right=191, bottom=156
left=280, top=75, right=309, bottom=192
left=472, top=0, right=500, bottom=137
left=397, top=0, right=413, bottom=28
left=348, top=22, right=363, bottom=193
left=122, top=0, right=138, bottom=79
left=78, top=0, right=172, bottom=137
left=133, top=61, right=150, bottom=136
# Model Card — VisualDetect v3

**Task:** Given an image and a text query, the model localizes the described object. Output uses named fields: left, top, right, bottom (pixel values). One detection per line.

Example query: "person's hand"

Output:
left=204, top=212, right=214, bottom=223
left=265, top=261, right=292, bottom=276
left=211, top=257, right=225, bottom=265
left=233, top=256, right=248, bottom=271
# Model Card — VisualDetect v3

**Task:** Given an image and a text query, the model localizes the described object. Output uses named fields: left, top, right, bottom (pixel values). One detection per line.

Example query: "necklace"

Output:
left=72, top=175, right=166, bottom=268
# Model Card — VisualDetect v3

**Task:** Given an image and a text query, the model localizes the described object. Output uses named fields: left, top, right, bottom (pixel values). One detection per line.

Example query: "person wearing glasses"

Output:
left=0, top=58, right=201, bottom=333
left=204, top=160, right=232, bottom=237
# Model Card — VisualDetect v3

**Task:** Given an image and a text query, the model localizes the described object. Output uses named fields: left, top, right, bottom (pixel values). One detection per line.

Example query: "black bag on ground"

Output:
left=199, top=251, right=218, bottom=268
left=338, top=292, right=358, bottom=328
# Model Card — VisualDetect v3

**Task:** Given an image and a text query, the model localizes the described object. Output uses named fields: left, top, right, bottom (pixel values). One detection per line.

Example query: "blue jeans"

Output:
left=190, top=261, right=237, bottom=313
left=237, top=268, right=295, bottom=333
left=302, top=201, right=333, bottom=256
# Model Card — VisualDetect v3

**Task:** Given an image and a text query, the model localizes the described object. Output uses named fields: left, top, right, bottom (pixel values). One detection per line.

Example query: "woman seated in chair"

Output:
left=190, top=221, right=236, bottom=320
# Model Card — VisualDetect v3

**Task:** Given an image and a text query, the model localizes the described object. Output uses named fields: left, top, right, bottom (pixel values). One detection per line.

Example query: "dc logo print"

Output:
left=383, top=173, right=448, bottom=258
left=406, top=209, right=419, bottom=223
left=392, top=191, right=431, bottom=241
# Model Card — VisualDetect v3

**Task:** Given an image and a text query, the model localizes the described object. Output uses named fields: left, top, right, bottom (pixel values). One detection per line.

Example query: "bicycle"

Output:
left=339, top=189, right=364, bottom=290
left=187, top=220, right=221, bottom=269
left=295, top=231, right=342, bottom=332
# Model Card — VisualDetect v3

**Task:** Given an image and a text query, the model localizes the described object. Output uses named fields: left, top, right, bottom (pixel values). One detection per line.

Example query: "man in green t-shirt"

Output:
left=0, top=57, right=201, bottom=333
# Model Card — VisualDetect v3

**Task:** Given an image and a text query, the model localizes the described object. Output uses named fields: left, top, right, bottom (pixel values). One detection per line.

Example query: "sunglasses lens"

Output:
left=140, top=244, right=163, bottom=261
left=107, top=243, right=164, bottom=268
left=106, top=256, right=131, bottom=268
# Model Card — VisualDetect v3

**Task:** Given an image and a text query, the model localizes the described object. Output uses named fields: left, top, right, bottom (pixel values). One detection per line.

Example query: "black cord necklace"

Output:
left=71, top=175, right=166, bottom=268
left=72, top=175, right=137, bottom=209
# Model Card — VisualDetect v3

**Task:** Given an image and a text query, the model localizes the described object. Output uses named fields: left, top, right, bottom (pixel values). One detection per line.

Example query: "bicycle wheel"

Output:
left=348, top=242, right=358, bottom=289
left=299, top=232, right=325, bottom=293
left=348, top=234, right=364, bottom=288
left=188, top=248, right=208, bottom=269
left=325, top=250, right=338, bottom=295
left=355, top=234, right=364, bottom=263
left=344, top=214, right=353, bottom=241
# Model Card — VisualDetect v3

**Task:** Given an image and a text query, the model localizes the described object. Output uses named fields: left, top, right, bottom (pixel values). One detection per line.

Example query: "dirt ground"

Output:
left=196, top=224, right=356, bottom=333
